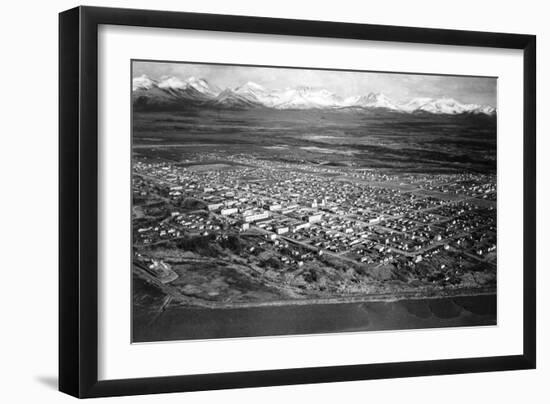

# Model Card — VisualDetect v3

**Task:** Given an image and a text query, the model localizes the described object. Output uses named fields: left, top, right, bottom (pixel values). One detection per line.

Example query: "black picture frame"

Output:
left=59, top=6, right=536, bottom=398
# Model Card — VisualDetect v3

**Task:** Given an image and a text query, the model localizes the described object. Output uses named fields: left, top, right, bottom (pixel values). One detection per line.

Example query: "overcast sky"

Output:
left=133, top=60, right=497, bottom=106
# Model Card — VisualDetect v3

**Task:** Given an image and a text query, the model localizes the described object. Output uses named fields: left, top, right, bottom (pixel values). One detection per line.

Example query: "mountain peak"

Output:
left=235, top=81, right=267, bottom=94
left=158, top=76, right=186, bottom=89
left=348, top=92, right=399, bottom=110
left=186, top=76, right=208, bottom=87
left=185, top=77, right=217, bottom=94
left=366, top=91, right=386, bottom=98
left=132, top=75, right=495, bottom=115
left=154, top=76, right=218, bottom=96
left=243, top=81, right=265, bottom=90
left=132, top=74, right=155, bottom=91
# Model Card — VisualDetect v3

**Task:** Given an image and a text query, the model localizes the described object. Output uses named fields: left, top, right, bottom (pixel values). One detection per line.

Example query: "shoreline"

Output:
left=134, top=264, right=496, bottom=311
left=170, top=287, right=496, bottom=310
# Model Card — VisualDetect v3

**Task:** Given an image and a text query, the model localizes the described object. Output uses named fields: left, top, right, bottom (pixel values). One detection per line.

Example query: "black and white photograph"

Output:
left=131, top=60, right=498, bottom=342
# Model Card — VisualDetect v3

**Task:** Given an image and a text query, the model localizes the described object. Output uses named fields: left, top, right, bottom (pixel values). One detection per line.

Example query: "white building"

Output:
left=221, top=207, right=238, bottom=216
left=276, top=226, right=289, bottom=235
left=307, top=213, right=323, bottom=223
left=243, top=211, right=270, bottom=223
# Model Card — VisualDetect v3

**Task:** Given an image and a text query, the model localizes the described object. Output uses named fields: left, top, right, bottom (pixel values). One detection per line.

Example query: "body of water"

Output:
left=133, top=294, right=496, bottom=342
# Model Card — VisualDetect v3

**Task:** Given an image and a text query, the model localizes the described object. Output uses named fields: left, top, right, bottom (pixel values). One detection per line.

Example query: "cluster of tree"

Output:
left=173, top=234, right=220, bottom=257
left=219, top=235, right=244, bottom=254
left=259, top=256, right=282, bottom=269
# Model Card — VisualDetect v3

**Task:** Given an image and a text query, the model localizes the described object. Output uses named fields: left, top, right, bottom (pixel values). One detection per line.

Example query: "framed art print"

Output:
left=59, top=6, right=536, bottom=398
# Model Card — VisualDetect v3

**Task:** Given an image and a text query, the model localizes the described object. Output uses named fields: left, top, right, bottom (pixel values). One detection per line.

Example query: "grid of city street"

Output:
left=133, top=151, right=496, bottom=306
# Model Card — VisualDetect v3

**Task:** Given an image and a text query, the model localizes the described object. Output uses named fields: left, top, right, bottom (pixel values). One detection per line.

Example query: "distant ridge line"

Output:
left=132, top=74, right=497, bottom=116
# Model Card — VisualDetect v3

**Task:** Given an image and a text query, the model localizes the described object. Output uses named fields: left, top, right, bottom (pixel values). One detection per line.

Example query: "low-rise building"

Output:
left=221, top=207, right=238, bottom=216
left=243, top=211, right=270, bottom=223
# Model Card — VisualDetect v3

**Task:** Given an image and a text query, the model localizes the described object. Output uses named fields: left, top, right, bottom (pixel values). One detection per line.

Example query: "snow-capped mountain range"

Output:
left=132, top=74, right=496, bottom=115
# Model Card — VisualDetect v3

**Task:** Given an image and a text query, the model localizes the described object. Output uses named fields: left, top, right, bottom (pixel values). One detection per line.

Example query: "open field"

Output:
left=133, top=109, right=496, bottom=174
